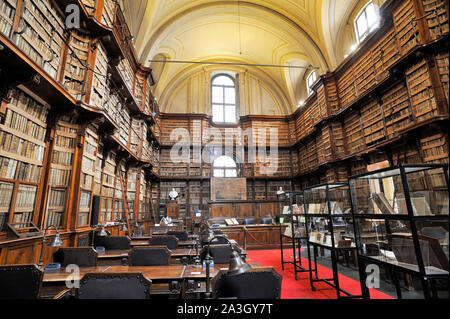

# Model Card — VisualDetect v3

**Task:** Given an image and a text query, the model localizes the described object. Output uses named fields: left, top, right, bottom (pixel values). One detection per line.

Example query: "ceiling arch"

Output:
left=123, top=0, right=374, bottom=115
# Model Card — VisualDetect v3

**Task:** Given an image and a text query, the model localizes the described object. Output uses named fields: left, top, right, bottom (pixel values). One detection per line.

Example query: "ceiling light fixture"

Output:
left=148, top=60, right=318, bottom=70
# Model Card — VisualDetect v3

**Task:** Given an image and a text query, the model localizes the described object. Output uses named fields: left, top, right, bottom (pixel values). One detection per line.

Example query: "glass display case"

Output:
left=304, top=183, right=361, bottom=299
left=278, top=191, right=310, bottom=280
left=349, top=164, right=449, bottom=299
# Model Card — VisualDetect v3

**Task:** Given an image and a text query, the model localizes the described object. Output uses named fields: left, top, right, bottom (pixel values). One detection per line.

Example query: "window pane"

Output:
left=357, top=14, right=368, bottom=39
left=214, top=156, right=237, bottom=168
left=366, top=3, right=377, bottom=28
left=212, top=104, right=224, bottom=122
left=213, top=75, right=234, bottom=86
left=214, top=169, right=224, bottom=178
left=212, top=86, right=224, bottom=104
left=225, top=169, right=237, bottom=178
left=307, top=71, right=317, bottom=95
left=224, top=87, right=236, bottom=104
left=225, top=105, right=236, bottom=123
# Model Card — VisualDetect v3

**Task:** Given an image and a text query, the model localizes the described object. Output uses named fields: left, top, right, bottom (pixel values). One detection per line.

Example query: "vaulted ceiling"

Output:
left=122, top=0, right=381, bottom=114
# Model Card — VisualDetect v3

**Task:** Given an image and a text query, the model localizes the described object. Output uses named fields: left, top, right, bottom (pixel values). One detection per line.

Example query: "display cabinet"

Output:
left=304, top=183, right=361, bottom=299
left=349, top=164, right=449, bottom=299
left=278, top=191, right=310, bottom=280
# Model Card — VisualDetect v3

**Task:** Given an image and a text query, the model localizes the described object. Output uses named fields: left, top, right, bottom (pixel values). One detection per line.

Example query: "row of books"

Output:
left=3, top=108, right=47, bottom=140
left=0, top=156, right=42, bottom=183
left=0, top=181, right=14, bottom=210
left=48, top=188, right=66, bottom=208
left=89, top=41, right=108, bottom=110
left=100, top=0, right=116, bottom=28
left=54, top=134, right=76, bottom=149
left=13, top=211, right=33, bottom=228
left=45, top=210, right=63, bottom=228
left=79, top=190, right=91, bottom=209
left=49, top=167, right=71, bottom=187
left=78, top=212, right=90, bottom=226
left=52, top=150, right=74, bottom=166
left=10, top=90, right=48, bottom=122
left=0, top=131, right=45, bottom=162
left=0, top=0, right=15, bottom=37
left=15, top=185, right=37, bottom=209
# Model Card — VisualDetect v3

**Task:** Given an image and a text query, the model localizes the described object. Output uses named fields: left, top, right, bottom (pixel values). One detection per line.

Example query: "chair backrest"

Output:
left=212, top=267, right=282, bottom=299
left=77, top=273, right=151, bottom=299
left=210, top=236, right=229, bottom=245
left=128, top=247, right=171, bottom=266
left=262, top=218, right=273, bottom=225
left=200, top=244, right=232, bottom=264
left=149, top=235, right=178, bottom=249
left=95, top=236, right=131, bottom=250
left=244, top=218, right=257, bottom=225
left=0, top=265, right=43, bottom=299
left=167, top=231, right=188, bottom=241
left=54, top=248, right=98, bottom=267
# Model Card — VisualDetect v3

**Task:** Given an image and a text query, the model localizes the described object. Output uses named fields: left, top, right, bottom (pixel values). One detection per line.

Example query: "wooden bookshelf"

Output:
left=63, top=30, right=90, bottom=100
left=13, top=0, right=64, bottom=80
left=406, top=59, right=439, bottom=122
left=46, top=117, right=77, bottom=228
left=393, top=0, right=420, bottom=55
left=0, top=88, right=48, bottom=232
left=0, top=0, right=159, bottom=252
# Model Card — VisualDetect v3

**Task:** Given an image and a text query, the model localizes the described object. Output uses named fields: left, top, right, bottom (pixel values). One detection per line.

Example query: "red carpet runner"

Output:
left=246, top=249, right=394, bottom=299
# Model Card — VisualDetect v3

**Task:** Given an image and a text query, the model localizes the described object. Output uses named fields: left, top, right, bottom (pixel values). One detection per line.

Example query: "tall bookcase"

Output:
left=0, top=0, right=160, bottom=241
left=0, top=88, right=48, bottom=231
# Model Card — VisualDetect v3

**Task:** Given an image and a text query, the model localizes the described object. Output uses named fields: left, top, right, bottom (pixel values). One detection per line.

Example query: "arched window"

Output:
left=213, top=156, right=237, bottom=178
left=306, top=71, right=317, bottom=96
left=212, top=74, right=237, bottom=124
left=355, top=2, right=379, bottom=43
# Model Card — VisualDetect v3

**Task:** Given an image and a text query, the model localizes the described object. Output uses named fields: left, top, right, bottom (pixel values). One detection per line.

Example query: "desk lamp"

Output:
left=90, top=224, right=109, bottom=248
left=38, top=226, right=64, bottom=268
left=193, top=235, right=202, bottom=268
left=200, top=221, right=214, bottom=246
left=204, top=235, right=251, bottom=298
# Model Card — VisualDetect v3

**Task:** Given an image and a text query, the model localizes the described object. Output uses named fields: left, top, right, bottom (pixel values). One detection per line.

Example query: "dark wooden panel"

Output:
left=236, top=204, right=254, bottom=217
left=210, top=204, right=233, bottom=218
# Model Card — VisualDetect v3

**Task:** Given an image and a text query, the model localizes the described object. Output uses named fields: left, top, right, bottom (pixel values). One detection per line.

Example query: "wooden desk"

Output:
left=130, top=240, right=150, bottom=247
left=96, top=248, right=195, bottom=265
left=43, top=266, right=110, bottom=283
left=42, top=265, right=186, bottom=283
left=130, top=240, right=196, bottom=247
left=41, top=265, right=186, bottom=298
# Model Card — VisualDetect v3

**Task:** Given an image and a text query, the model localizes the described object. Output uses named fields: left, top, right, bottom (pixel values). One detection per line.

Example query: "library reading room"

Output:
left=0, top=0, right=449, bottom=305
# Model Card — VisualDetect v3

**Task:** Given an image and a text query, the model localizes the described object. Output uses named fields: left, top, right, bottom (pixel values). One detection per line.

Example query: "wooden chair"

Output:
left=77, top=273, right=152, bottom=299
left=95, top=236, right=131, bottom=250
left=53, top=247, right=98, bottom=267
left=167, top=231, right=189, bottom=241
left=149, top=235, right=179, bottom=249
left=0, top=265, right=43, bottom=299
left=128, top=247, right=171, bottom=266
left=212, top=267, right=282, bottom=299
